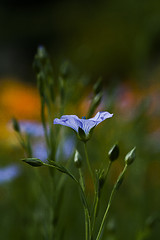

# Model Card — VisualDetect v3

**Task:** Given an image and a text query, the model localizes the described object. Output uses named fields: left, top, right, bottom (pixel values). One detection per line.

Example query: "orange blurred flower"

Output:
left=0, top=78, right=40, bottom=121
left=0, top=78, right=41, bottom=142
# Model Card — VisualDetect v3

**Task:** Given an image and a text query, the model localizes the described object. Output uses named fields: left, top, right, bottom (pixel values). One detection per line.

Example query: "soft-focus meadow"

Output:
left=0, top=1, right=160, bottom=240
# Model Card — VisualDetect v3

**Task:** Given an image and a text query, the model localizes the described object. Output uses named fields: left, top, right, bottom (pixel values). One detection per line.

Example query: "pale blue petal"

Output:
left=53, top=111, right=113, bottom=137
left=54, top=115, right=82, bottom=132
left=81, top=119, right=96, bottom=135
left=89, top=111, right=113, bottom=124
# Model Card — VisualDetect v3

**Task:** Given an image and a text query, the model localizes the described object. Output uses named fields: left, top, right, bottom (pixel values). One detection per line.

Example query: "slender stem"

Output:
left=96, top=164, right=128, bottom=240
left=84, top=143, right=95, bottom=191
left=79, top=168, right=92, bottom=240
left=41, top=98, right=50, bottom=148
left=92, top=161, right=112, bottom=235
left=43, top=162, right=91, bottom=239
left=104, top=161, right=112, bottom=183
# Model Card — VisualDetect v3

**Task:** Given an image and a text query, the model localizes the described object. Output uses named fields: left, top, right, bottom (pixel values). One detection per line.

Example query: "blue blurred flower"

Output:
left=0, top=164, right=21, bottom=184
left=32, top=141, right=48, bottom=162
left=54, top=111, right=113, bottom=141
left=63, top=136, right=75, bottom=159
left=18, top=121, right=46, bottom=137
left=56, top=135, right=76, bottom=161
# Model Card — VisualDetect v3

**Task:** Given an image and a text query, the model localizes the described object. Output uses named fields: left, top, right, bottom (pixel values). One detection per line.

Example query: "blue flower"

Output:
left=0, top=164, right=21, bottom=184
left=53, top=111, right=113, bottom=141
left=18, top=121, right=46, bottom=137
left=56, top=135, right=76, bottom=161
left=32, top=141, right=48, bottom=162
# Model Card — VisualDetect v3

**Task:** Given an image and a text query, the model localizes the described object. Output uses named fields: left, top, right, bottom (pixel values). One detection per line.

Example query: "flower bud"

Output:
left=108, top=144, right=119, bottom=162
left=60, top=60, right=71, bottom=78
left=37, top=72, right=45, bottom=97
left=125, top=147, right=136, bottom=165
left=22, top=158, right=44, bottom=167
left=12, top=118, right=20, bottom=132
left=37, top=45, right=48, bottom=62
left=145, top=215, right=160, bottom=229
left=106, top=218, right=116, bottom=233
left=93, top=77, right=103, bottom=94
left=74, top=150, right=82, bottom=168
left=87, top=92, right=102, bottom=118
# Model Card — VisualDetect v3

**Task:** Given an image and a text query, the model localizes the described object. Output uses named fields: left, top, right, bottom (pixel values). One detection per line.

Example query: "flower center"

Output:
left=82, top=116, right=86, bottom=119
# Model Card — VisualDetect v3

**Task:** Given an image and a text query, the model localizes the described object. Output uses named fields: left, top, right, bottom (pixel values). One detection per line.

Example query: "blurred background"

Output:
left=0, top=0, right=160, bottom=239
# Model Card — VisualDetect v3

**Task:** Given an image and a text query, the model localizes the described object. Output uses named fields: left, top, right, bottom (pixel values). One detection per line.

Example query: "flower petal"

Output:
left=54, top=115, right=82, bottom=132
left=81, top=119, right=96, bottom=135
left=89, top=111, right=113, bottom=125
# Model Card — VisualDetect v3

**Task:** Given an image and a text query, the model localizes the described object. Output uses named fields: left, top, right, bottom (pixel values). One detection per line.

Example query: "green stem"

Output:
left=43, top=162, right=91, bottom=239
left=84, top=143, right=95, bottom=191
left=104, top=161, right=112, bottom=184
left=41, top=98, right=50, bottom=148
left=79, top=168, right=91, bottom=240
left=96, top=164, right=128, bottom=240
left=92, top=161, right=112, bottom=235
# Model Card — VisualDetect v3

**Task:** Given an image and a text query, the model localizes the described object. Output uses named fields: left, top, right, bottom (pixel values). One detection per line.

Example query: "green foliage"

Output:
left=0, top=44, right=160, bottom=240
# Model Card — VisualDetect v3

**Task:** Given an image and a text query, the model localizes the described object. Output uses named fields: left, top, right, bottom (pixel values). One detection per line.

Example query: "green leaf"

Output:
left=46, top=160, right=75, bottom=181
left=47, top=160, right=68, bottom=174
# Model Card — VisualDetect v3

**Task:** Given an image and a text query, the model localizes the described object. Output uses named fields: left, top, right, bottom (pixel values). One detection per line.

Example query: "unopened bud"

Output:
left=98, top=170, right=105, bottom=192
left=37, top=45, right=48, bottom=61
left=37, top=72, right=45, bottom=96
left=93, top=77, right=103, bottom=94
left=125, top=147, right=136, bottom=165
left=106, top=218, right=116, bottom=233
left=145, top=215, right=160, bottom=228
left=22, top=158, right=44, bottom=167
left=108, top=144, right=119, bottom=162
left=74, top=150, right=82, bottom=168
left=87, top=92, right=102, bottom=118
left=12, top=118, right=20, bottom=132
left=33, top=45, right=48, bottom=74
left=60, top=61, right=71, bottom=78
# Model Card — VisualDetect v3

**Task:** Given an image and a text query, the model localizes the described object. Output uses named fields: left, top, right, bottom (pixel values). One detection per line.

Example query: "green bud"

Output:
left=98, top=170, right=105, bottom=193
left=106, top=218, right=116, bottom=233
left=87, top=92, right=102, bottom=118
left=60, top=60, right=71, bottom=78
left=12, top=118, right=20, bottom=132
left=92, top=92, right=102, bottom=107
left=22, top=158, right=44, bottom=167
left=59, top=76, right=65, bottom=101
left=37, top=72, right=45, bottom=97
left=93, top=77, right=103, bottom=94
left=145, top=215, right=160, bottom=229
left=33, top=46, right=48, bottom=74
left=108, top=144, right=119, bottom=162
left=125, top=147, right=136, bottom=165
left=74, top=150, right=82, bottom=168
left=37, top=45, right=48, bottom=62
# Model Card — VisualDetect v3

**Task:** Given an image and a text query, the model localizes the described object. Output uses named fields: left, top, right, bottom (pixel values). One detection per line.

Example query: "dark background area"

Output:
left=1, top=0, right=160, bottom=84
left=0, top=1, right=160, bottom=240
